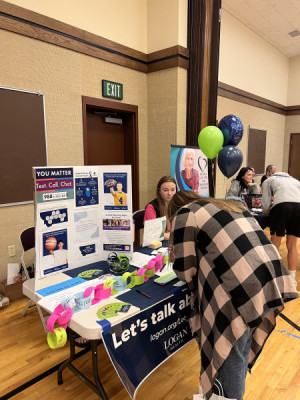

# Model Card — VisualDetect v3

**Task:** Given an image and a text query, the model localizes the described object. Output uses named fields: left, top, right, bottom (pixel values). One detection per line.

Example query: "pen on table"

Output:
left=160, top=262, right=171, bottom=273
left=160, top=264, right=166, bottom=273
left=136, top=289, right=151, bottom=299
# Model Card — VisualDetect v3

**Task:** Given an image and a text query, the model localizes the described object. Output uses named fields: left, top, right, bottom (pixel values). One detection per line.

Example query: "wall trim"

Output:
left=0, top=0, right=189, bottom=73
left=1, top=1, right=300, bottom=113
left=218, top=82, right=300, bottom=116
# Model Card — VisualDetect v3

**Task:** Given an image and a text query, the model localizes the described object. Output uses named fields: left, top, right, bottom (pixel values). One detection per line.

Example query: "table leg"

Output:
left=57, top=329, right=108, bottom=400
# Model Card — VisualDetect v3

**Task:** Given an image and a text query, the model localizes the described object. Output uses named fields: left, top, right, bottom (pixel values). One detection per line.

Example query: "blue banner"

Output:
left=99, top=290, right=193, bottom=398
left=170, top=145, right=209, bottom=197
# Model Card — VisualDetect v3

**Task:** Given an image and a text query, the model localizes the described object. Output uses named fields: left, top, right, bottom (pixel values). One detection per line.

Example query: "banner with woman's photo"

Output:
left=170, top=145, right=209, bottom=197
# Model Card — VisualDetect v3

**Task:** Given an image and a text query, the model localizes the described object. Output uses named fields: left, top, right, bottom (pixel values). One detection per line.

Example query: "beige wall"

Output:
left=4, top=0, right=188, bottom=54
left=219, top=10, right=289, bottom=106
left=0, top=5, right=187, bottom=281
left=218, top=9, right=300, bottom=185
left=147, top=67, right=187, bottom=199
left=216, top=96, right=286, bottom=198
left=287, top=55, right=300, bottom=105
left=147, top=0, right=187, bottom=52
left=0, top=28, right=148, bottom=282
left=4, top=0, right=148, bottom=52
left=1, top=1, right=298, bottom=282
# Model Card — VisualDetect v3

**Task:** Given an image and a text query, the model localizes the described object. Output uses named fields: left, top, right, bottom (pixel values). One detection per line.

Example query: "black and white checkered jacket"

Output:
left=171, top=200, right=298, bottom=399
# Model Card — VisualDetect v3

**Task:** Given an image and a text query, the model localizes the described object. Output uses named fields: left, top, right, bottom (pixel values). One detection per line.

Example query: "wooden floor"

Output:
left=1, top=230, right=299, bottom=400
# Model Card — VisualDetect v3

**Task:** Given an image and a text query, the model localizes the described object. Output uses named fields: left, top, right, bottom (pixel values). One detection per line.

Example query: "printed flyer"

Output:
left=34, top=165, right=133, bottom=280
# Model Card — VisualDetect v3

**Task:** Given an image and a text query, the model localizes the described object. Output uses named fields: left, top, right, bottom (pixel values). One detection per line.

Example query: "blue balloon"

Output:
left=218, top=115, right=244, bottom=146
left=218, top=146, right=243, bottom=178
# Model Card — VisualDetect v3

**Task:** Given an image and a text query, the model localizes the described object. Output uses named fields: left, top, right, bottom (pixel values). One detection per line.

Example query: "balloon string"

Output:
left=223, top=175, right=227, bottom=197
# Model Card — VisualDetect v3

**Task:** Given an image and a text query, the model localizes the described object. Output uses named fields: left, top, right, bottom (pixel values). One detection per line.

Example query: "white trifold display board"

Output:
left=33, top=165, right=133, bottom=280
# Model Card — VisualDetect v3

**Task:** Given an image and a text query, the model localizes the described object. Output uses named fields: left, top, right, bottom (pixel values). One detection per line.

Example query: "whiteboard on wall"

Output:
left=0, top=87, right=47, bottom=207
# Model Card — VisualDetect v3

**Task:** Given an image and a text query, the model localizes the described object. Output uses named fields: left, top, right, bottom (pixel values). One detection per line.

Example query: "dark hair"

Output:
left=156, top=176, right=177, bottom=217
left=234, top=167, right=253, bottom=189
left=167, top=190, right=246, bottom=223
left=57, top=240, right=64, bottom=245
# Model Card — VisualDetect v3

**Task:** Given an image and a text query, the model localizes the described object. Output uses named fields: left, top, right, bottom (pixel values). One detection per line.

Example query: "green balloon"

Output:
left=198, top=126, right=224, bottom=159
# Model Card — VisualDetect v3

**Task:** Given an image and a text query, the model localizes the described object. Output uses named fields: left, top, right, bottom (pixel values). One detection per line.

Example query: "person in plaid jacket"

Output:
left=168, top=190, right=298, bottom=400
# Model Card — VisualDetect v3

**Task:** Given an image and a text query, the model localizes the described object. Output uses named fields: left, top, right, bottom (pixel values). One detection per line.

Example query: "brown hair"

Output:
left=167, top=190, right=247, bottom=223
left=156, top=176, right=177, bottom=217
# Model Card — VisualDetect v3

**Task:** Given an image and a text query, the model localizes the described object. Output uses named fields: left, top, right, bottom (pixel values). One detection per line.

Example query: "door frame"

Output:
left=82, top=96, right=139, bottom=211
left=288, top=132, right=300, bottom=176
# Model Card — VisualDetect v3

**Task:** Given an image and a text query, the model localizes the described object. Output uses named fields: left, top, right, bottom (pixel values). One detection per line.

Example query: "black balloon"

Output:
left=218, top=114, right=244, bottom=146
left=218, top=146, right=243, bottom=178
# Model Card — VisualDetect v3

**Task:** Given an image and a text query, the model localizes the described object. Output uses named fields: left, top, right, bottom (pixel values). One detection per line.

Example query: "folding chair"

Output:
left=20, top=227, right=48, bottom=332
left=132, top=209, right=145, bottom=247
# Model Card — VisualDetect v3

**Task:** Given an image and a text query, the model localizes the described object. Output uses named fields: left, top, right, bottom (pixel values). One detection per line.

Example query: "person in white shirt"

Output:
left=262, top=172, right=300, bottom=288
left=49, top=240, right=68, bottom=266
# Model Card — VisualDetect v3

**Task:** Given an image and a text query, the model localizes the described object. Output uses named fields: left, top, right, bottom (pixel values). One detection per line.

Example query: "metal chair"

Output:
left=20, top=227, right=48, bottom=332
left=132, top=209, right=145, bottom=247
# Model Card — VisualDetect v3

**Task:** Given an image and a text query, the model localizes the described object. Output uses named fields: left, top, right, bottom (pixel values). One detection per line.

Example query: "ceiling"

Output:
left=222, top=0, right=300, bottom=58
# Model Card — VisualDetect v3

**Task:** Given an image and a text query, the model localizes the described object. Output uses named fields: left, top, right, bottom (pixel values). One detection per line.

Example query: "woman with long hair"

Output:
left=168, top=190, right=297, bottom=400
left=226, top=167, right=260, bottom=198
left=144, top=175, right=177, bottom=240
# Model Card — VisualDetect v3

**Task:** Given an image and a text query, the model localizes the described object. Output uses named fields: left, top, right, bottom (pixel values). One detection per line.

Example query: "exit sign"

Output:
left=102, top=80, right=123, bottom=100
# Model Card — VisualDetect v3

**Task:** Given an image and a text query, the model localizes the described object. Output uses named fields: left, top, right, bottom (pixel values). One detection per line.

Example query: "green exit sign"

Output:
left=102, top=80, right=123, bottom=100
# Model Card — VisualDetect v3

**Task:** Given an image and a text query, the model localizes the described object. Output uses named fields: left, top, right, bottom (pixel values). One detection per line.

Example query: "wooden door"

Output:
left=288, top=133, right=300, bottom=181
left=82, top=97, right=139, bottom=211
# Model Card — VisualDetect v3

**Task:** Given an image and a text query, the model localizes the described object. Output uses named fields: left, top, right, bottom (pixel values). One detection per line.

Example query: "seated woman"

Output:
left=144, top=176, right=177, bottom=240
left=226, top=167, right=260, bottom=199
left=181, top=148, right=199, bottom=192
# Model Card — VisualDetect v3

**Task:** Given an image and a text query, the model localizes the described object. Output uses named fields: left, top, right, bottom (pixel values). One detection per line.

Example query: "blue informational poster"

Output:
left=34, top=165, right=133, bottom=280
left=170, top=145, right=209, bottom=197
left=75, top=170, right=99, bottom=207
left=99, top=290, right=193, bottom=399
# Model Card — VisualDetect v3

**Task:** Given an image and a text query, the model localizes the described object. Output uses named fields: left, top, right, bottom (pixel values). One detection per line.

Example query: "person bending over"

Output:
left=262, top=171, right=300, bottom=288
left=168, top=190, right=297, bottom=400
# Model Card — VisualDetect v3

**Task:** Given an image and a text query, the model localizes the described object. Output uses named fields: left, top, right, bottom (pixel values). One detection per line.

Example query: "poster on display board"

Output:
left=170, top=145, right=209, bottom=197
left=34, top=165, right=133, bottom=280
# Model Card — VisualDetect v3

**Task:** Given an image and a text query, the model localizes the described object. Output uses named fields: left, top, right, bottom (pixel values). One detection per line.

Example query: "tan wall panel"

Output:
left=288, top=55, right=300, bottom=106
left=79, top=54, right=148, bottom=209
left=147, top=0, right=188, bottom=53
left=0, top=28, right=187, bottom=281
left=219, top=10, right=289, bottom=106
left=0, top=29, right=148, bottom=281
left=4, top=0, right=148, bottom=52
left=146, top=67, right=187, bottom=204
left=176, top=67, right=188, bottom=146
left=216, top=96, right=286, bottom=198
